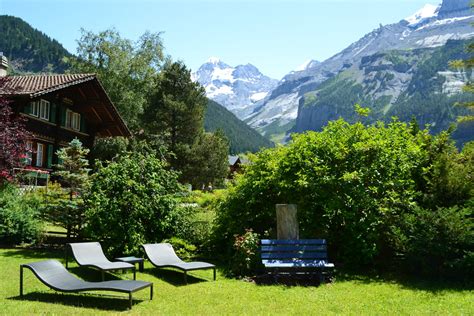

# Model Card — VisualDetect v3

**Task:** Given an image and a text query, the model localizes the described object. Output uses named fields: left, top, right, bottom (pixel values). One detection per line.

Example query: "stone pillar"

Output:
left=276, top=204, right=299, bottom=240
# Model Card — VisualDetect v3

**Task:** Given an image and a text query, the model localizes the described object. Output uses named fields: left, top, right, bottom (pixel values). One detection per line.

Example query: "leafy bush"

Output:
left=162, top=237, right=197, bottom=261
left=213, top=119, right=473, bottom=277
left=393, top=203, right=473, bottom=278
left=84, top=152, right=190, bottom=256
left=0, top=184, right=43, bottom=244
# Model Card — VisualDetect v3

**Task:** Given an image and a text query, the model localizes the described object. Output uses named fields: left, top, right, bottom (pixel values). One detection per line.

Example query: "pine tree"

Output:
left=45, top=138, right=90, bottom=239
left=144, top=61, right=208, bottom=182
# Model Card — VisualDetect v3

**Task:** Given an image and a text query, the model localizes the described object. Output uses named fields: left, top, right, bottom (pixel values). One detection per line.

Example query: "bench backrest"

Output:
left=260, top=239, right=328, bottom=262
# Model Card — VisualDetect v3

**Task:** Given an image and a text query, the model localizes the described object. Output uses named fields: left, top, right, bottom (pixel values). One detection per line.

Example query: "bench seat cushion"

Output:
left=263, top=260, right=335, bottom=269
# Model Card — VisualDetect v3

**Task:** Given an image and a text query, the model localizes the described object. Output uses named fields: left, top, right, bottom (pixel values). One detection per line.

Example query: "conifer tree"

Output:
left=44, top=138, right=90, bottom=238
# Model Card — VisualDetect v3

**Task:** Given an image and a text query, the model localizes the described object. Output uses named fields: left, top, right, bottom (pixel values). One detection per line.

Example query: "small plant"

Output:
left=230, top=229, right=260, bottom=277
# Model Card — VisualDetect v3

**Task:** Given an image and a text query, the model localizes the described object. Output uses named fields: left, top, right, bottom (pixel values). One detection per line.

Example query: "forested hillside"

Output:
left=0, top=15, right=70, bottom=73
left=205, top=99, right=273, bottom=154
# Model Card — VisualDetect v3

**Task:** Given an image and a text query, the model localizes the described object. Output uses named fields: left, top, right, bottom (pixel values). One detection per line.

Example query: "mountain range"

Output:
left=194, top=0, right=473, bottom=144
left=2, top=0, right=473, bottom=148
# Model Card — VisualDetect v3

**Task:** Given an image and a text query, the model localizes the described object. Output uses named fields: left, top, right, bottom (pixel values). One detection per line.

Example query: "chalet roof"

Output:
left=0, top=74, right=131, bottom=137
left=0, top=74, right=96, bottom=97
left=228, top=155, right=241, bottom=166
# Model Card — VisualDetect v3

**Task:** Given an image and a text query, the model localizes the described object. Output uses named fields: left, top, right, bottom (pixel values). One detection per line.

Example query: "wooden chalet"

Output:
left=0, top=56, right=130, bottom=171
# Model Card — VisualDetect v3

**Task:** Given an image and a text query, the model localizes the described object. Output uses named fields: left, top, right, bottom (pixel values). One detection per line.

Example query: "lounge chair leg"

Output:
left=150, top=284, right=153, bottom=300
left=133, top=267, right=136, bottom=280
left=20, top=265, right=23, bottom=297
left=184, top=271, right=187, bottom=284
left=213, top=268, right=216, bottom=281
left=65, top=246, right=68, bottom=269
left=129, top=293, right=132, bottom=310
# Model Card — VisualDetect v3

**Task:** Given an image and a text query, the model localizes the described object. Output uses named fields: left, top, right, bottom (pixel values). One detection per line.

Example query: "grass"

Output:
left=1, top=248, right=473, bottom=315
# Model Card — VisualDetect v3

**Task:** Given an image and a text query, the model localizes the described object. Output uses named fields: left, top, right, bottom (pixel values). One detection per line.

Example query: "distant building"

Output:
left=228, top=155, right=250, bottom=179
left=0, top=55, right=130, bottom=172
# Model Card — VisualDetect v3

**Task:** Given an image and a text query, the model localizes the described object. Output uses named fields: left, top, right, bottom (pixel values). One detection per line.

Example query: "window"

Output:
left=31, top=101, right=39, bottom=117
left=66, top=109, right=81, bottom=131
left=36, top=143, right=44, bottom=167
left=39, top=99, right=50, bottom=120
left=72, top=113, right=81, bottom=130
left=25, top=141, right=33, bottom=166
left=30, top=99, right=50, bottom=120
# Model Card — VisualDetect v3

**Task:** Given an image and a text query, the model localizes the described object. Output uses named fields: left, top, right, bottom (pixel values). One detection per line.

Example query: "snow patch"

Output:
left=416, top=32, right=474, bottom=47
left=248, top=92, right=300, bottom=128
left=211, top=67, right=235, bottom=82
left=206, top=84, right=233, bottom=98
left=294, top=59, right=313, bottom=71
left=415, top=15, right=474, bottom=31
left=405, top=4, right=440, bottom=26
left=250, top=92, right=268, bottom=103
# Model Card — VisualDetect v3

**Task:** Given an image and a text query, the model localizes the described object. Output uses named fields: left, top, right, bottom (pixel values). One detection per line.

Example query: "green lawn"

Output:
left=0, top=248, right=472, bottom=315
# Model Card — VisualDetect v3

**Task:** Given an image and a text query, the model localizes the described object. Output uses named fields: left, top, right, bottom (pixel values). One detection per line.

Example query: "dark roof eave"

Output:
left=91, top=77, right=132, bottom=137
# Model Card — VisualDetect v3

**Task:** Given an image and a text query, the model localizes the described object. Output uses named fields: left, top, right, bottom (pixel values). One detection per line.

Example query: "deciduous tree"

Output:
left=67, top=29, right=165, bottom=129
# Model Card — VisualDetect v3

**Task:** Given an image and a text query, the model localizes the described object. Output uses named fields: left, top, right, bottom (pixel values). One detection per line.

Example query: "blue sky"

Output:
left=1, top=0, right=438, bottom=79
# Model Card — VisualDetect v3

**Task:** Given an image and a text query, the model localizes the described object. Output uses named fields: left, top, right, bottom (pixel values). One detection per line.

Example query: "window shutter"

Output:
left=47, top=144, right=54, bottom=168
left=80, top=115, right=86, bottom=133
left=24, top=102, right=32, bottom=114
left=60, top=106, right=67, bottom=126
left=50, top=103, right=57, bottom=123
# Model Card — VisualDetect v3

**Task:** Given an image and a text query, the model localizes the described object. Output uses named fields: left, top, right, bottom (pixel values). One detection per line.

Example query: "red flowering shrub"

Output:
left=0, top=77, right=31, bottom=184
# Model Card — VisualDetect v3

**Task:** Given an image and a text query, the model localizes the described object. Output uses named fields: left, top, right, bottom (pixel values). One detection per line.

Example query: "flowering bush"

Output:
left=229, top=229, right=261, bottom=277
left=0, top=78, right=31, bottom=184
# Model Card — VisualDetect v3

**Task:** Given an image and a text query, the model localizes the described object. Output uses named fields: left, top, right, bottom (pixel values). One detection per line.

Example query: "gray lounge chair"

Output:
left=142, top=243, right=216, bottom=284
left=66, top=242, right=135, bottom=280
left=20, top=260, right=152, bottom=309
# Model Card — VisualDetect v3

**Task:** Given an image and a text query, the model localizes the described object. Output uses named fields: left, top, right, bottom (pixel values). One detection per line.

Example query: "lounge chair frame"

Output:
left=20, top=260, right=152, bottom=309
left=142, top=243, right=216, bottom=284
left=66, top=242, right=136, bottom=280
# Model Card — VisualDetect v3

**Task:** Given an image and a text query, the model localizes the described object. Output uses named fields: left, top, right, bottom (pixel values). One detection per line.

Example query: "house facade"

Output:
left=0, top=55, right=130, bottom=171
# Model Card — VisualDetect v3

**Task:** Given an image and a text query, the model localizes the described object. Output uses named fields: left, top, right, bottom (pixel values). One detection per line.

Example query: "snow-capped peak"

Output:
left=294, top=59, right=313, bottom=71
left=206, top=56, right=222, bottom=64
left=405, top=3, right=441, bottom=26
left=291, top=59, right=320, bottom=73
left=192, top=59, right=278, bottom=119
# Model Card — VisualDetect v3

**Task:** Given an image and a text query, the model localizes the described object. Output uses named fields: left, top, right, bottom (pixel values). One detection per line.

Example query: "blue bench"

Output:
left=260, top=239, right=335, bottom=282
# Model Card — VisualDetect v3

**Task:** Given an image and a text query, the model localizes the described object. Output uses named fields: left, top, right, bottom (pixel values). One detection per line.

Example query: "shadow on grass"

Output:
left=1, top=248, right=63, bottom=260
left=143, top=267, right=211, bottom=286
left=8, top=292, right=139, bottom=311
left=254, top=274, right=321, bottom=287
left=335, top=270, right=473, bottom=293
